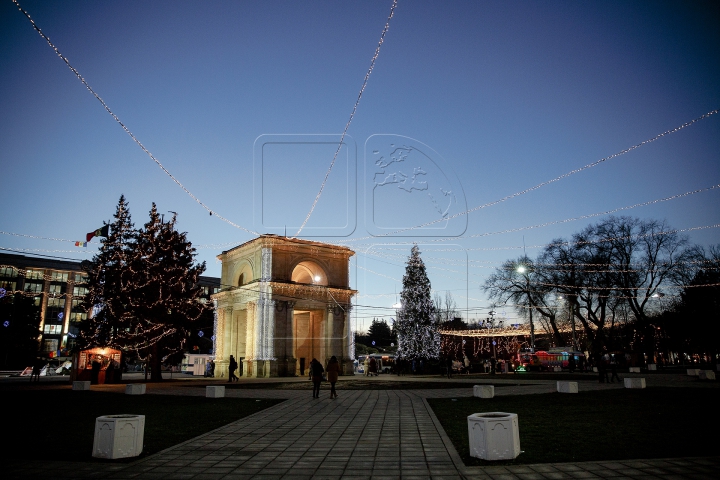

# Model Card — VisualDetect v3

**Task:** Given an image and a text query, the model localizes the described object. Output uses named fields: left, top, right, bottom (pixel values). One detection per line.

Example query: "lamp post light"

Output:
left=516, top=264, right=534, bottom=352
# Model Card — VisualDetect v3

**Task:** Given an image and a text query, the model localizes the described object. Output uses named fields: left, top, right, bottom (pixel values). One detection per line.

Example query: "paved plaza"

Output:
left=5, top=373, right=719, bottom=479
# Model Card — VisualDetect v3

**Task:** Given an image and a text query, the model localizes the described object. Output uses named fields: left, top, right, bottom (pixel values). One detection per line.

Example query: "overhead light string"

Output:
left=294, top=0, right=398, bottom=237
left=12, top=0, right=259, bottom=236
left=336, top=109, right=720, bottom=242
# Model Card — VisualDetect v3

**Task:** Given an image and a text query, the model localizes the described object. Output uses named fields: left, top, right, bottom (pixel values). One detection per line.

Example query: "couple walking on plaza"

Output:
left=310, top=356, right=340, bottom=399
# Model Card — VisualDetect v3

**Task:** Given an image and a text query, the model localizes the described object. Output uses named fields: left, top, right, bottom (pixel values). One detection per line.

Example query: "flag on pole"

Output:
left=86, top=225, right=109, bottom=242
left=74, top=241, right=87, bottom=247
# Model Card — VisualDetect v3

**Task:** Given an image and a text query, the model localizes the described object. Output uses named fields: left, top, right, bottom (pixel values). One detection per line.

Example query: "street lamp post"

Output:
left=517, top=265, right=535, bottom=353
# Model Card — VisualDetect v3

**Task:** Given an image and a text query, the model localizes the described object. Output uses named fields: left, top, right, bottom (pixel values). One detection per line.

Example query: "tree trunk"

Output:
left=150, top=343, right=163, bottom=382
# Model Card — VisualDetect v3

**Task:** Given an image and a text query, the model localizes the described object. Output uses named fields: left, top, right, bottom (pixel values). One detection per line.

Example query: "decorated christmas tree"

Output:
left=395, top=245, right=440, bottom=360
left=126, top=204, right=209, bottom=381
left=79, top=195, right=135, bottom=349
left=79, top=198, right=210, bottom=381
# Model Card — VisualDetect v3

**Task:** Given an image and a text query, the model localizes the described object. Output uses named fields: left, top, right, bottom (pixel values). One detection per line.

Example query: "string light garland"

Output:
left=360, top=224, right=720, bottom=253
left=0, top=231, right=100, bottom=244
left=12, top=0, right=259, bottom=236
left=445, top=184, right=720, bottom=241
left=1, top=248, right=93, bottom=257
left=294, top=0, right=398, bottom=237
left=337, top=109, right=719, bottom=242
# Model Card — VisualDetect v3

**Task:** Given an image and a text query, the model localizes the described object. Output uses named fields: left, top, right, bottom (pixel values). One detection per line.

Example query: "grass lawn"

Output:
left=0, top=389, right=283, bottom=462
left=428, top=387, right=720, bottom=466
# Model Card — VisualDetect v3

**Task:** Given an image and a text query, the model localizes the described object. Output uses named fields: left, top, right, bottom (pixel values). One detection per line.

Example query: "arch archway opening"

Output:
left=291, top=261, right=328, bottom=286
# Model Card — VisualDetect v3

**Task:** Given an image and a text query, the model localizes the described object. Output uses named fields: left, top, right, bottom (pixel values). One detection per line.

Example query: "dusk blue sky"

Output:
left=1, top=1, right=719, bottom=331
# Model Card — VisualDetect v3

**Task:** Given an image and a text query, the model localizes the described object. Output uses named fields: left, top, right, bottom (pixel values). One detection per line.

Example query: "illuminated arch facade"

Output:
left=212, top=235, right=356, bottom=378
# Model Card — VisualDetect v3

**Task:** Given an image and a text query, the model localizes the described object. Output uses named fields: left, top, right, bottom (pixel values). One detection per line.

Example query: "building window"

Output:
left=69, top=312, right=87, bottom=323
left=0, top=266, right=17, bottom=277
left=47, top=297, right=65, bottom=308
left=43, top=339, right=59, bottom=352
left=75, top=273, right=88, bottom=283
left=24, top=281, right=43, bottom=293
left=50, top=272, right=69, bottom=282
left=43, top=324, right=63, bottom=334
left=0, top=280, right=17, bottom=291
left=73, top=286, right=88, bottom=296
left=46, top=297, right=66, bottom=321
left=71, top=298, right=86, bottom=312
left=49, top=283, right=66, bottom=294
left=25, top=269, right=44, bottom=280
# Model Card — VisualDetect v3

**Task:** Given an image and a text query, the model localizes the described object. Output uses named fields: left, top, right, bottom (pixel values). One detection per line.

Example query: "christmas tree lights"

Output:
left=77, top=197, right=211, bottom=381
left=394, top=245, right=440, bottom=360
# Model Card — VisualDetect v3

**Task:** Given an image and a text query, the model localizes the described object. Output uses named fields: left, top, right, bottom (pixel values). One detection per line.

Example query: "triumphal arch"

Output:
left=212, top=235, right=356, bottom=378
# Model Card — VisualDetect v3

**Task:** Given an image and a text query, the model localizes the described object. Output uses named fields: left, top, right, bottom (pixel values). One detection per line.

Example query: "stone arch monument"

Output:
left=212, top=235, right=356, bottom=378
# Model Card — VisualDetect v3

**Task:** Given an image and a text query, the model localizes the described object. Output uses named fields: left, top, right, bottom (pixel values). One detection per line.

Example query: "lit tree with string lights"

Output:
left=394, top=245, right=440, bottom=361
left=125, top=204, right=210, bottom=381
left=79, top=195, right=135, bottom=350
left=79, top=198, right=211, bottom=381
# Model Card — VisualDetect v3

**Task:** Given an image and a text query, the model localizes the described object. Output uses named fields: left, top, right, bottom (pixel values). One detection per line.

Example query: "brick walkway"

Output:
left=5, top=374, right=719, bottom=479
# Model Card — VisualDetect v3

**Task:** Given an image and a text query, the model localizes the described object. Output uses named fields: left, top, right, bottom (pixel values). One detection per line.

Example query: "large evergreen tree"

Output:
left=395, top=245, right=440, bottom=360
left=126, top=204, right=209, bottom=381
left=367, top=318, right=395, bottom=347
left=79, top=195, right=135, bottom=349
left=79, top=197, right=210, bottom=381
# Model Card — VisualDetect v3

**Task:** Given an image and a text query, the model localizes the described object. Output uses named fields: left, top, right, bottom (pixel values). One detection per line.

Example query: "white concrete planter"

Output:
left=206, top=385, right=226, bottom=398
left=552, top=366, right=562, bottom=372
left=557, top=381, right=578, bottom=393
left=624, top=378, right=646, bottom=389
left=125, top=384, right=146, bottom=395
left=467, top=412, right=521, bottom=461
left=592, top=367, right=598, bottom=373
left=92, top=415, right=145, bottom=459
left=473, top=385, right=495, bottom=398
left=73, top=381, right=91, bottom=391
left=647, top=364, right=657, bottom=371
left=699, top=370, right=716, bottom=381
left=687, top=368, right=700, bottom=376
left=628, top=367, right=641, bottom=373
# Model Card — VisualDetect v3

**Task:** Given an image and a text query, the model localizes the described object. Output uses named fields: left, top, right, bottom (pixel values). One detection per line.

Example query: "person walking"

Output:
left=490, top=356, right=497, bottom=375
left=326, top=356, right=340, bottom=399
left=446, top=356, right=453, bottom=379
left=30, top=358, right=42, bottom=382
left=610, top=356, right=621, bottom=383
left=310, top=358, right=324, bottom=399
left=369, top=357, right=378, bottom=376
left=464, top=354, right=471, bottom=374
left=598, top=353, right=610, bottom=383
left=228, top=355, right=239, bottom=382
